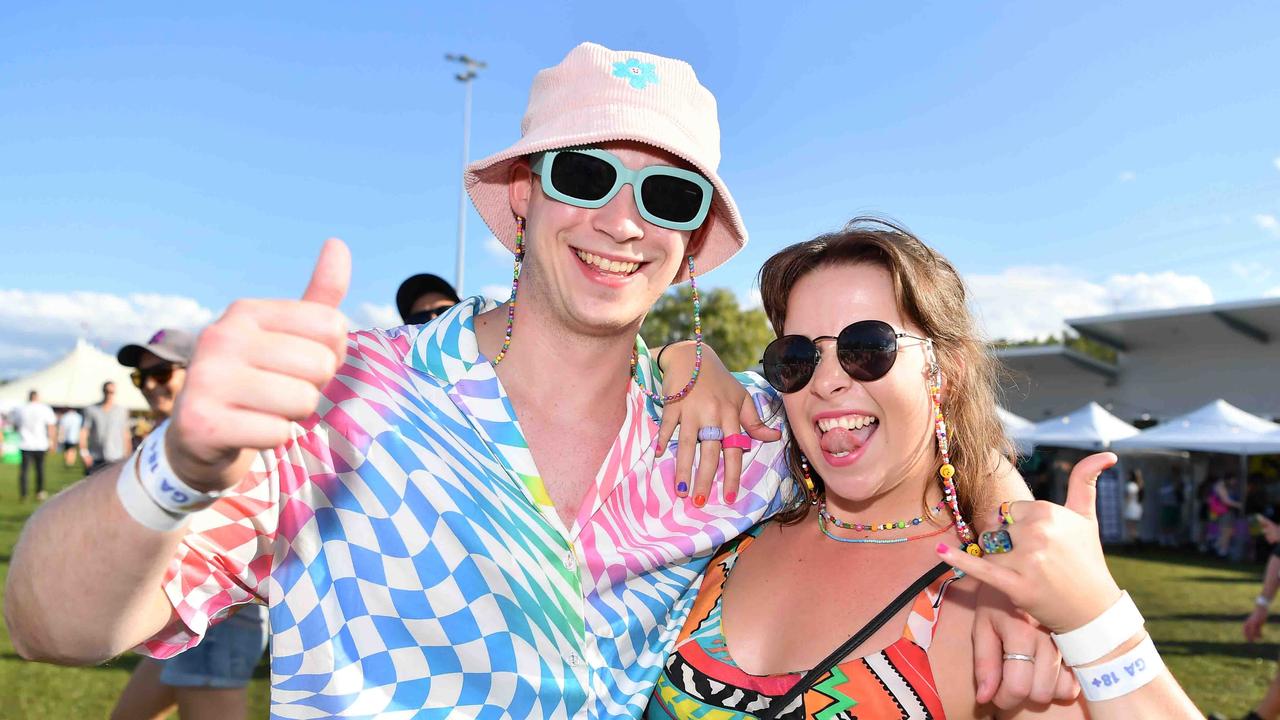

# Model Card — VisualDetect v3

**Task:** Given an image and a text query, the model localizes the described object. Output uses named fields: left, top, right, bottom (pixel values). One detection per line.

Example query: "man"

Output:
left=396, top=272, right=460, bottom=325
left=79, top=380, right=131, bottom=473
left=109, top=329, right=269, bottom=720
left=57, top=408, right=82, bottom=468
left=10, top=390, right=56, bottom=501
left=8, top=44, right=1049, bottom=718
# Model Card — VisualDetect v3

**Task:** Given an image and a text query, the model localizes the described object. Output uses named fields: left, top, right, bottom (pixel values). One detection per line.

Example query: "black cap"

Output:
left=396, top=274, right=460, bottom=322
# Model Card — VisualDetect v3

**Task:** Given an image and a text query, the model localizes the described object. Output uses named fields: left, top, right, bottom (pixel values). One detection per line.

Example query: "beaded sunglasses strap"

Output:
left=759, top=561, right=952, bottom=720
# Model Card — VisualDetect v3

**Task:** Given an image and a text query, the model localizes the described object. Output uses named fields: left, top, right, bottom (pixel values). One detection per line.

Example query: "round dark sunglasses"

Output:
left=761, top=320, right=931, bottom=394
left=131, top=364, right=184, bottom=389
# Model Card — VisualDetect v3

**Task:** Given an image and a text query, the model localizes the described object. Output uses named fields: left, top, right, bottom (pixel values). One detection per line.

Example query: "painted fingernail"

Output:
left=935, top=543, right=949, bottom=555
left=724, top=491, right=737, bottom=504
left=693, top=494, right=706, bottom=508
left=654, top=439, right=663, bottom=453
left=676, top=481, right=688, bottom=495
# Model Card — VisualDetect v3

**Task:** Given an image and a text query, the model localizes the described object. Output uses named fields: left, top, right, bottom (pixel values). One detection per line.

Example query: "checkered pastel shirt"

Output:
left=140, top=297, right=790, bottom=719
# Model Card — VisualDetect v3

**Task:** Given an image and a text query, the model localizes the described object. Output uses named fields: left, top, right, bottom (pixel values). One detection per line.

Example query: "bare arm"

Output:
left=944, top=454, right=1200, bottom=719
left=1244, top=553, right=1280, bottom=642
left=5, top=240, right=350, bottom=665
left=5, top=460, right=182, bottom=664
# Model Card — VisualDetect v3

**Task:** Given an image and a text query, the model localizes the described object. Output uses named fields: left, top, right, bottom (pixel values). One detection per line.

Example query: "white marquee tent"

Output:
left=998, top=407, right=1036, bottom=454
left=1111, top=399, right=1280, bottom=455
left=0, top=339, right=148, bottom=412
left=1028, top=401, right=1140, bottom=450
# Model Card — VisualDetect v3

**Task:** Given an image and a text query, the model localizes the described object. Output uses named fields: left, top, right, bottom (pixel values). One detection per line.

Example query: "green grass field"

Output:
left=0, top=456, right=1270, bottom=718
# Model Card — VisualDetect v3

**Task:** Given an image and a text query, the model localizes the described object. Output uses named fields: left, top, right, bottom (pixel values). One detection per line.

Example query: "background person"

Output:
left=395, top=272, right=460, bottom=324
left=9, top=390, right=57, bottom=501
left=57, top=408, right=82, bottom=468
left=79, top=380, right=131, bottom=473
left=109, top=328, right=269, bottom=720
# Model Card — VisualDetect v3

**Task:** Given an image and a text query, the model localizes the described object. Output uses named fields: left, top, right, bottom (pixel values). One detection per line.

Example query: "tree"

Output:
left=641, top=287, right=774, bottom=372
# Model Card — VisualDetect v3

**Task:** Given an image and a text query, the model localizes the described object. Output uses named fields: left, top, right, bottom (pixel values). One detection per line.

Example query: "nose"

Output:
left=808, top=340, right=852, bottom=399
left=591, top=182, right=645, bottom=244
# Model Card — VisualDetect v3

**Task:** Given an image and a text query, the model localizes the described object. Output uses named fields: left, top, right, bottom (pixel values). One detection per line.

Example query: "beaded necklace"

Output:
left=818, top=496, right=946, bottom=532
left=818, top=516, right=955, bottom=545
left=629, top=255, right=703, bottom=404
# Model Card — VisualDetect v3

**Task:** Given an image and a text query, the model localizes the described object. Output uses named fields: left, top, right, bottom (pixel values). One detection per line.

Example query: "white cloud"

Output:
left=484, top=236, right=509, bottom=259
left=0, top=289, right=216, bottom=376
left=480, top=284, right=510, bottom=302
left=1273, top=156, right=1280, bottom=172
left=1106, top=271, right=1213, bottom=310
left=1118, top=171, right=1137, bottom=182
left=1231, top=261, right=1273, bottom=283
left=355, top=302, right=400, bottom=330
left=1266, top=286, right=1280, bottom=299
left=966, top=267, right=1213, bottom=341
left=1256, top=214, right=1280, bottom=236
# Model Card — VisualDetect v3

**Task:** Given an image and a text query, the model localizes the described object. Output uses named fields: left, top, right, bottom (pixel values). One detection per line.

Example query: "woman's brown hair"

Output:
left=758, top=216, right=1014, bottom=526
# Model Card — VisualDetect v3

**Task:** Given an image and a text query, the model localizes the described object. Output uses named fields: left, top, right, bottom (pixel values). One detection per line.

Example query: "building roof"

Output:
left=1067, top=297, right=1280, bottom=351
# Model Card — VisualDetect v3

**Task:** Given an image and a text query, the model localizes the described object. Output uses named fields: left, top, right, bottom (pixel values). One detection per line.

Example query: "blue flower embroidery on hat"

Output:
left=612, top=58, right=659, bottom=90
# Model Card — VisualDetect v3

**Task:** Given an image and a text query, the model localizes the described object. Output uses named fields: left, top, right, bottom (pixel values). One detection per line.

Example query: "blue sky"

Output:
left=2, top=1, right=1279, bottom=376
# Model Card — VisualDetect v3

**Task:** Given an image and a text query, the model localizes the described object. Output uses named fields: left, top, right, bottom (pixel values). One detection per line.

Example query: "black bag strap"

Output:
left=759, top=561, right=953, bottom=720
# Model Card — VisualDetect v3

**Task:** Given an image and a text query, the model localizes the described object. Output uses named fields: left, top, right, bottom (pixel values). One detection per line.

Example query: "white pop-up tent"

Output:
left=1112, top=399, right=1280, bottom=455
left=1028, top=401, right=1140, bottom=450
left=1112, top=399, right=1280, bottom=483
left=998, top=407, right=1036, bottom=454
left=0, top=339, right=148, bottom=412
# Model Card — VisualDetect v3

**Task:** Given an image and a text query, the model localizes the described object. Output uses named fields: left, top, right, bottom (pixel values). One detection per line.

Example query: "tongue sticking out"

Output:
left=818, top=423, right=877, bottom=455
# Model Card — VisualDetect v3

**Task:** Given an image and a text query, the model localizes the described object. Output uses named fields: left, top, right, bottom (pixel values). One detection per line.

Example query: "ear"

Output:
left=509, top=159, right=534, bottom=219
left=685, top=223, right=708, bottom=259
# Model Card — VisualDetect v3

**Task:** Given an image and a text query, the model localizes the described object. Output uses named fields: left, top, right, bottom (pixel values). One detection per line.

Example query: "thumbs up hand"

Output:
left=166, top=239, right=352, bottom=491
left=936, top=453, right=1124, bottom=634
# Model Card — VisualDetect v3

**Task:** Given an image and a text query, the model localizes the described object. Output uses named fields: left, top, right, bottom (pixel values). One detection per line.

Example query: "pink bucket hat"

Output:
left=465, top=42, right=747, bottom=282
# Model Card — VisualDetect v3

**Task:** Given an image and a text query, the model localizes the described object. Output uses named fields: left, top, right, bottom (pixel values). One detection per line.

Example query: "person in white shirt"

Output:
left=10, top=390, right=57, bottom=501
left=57, top=409, right=82, bottom=468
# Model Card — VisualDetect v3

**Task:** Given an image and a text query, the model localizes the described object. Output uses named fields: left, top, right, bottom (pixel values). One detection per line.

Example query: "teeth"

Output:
left=816, top=415, right=879, bottom=433
left=575, top=250, right=639, bottom=275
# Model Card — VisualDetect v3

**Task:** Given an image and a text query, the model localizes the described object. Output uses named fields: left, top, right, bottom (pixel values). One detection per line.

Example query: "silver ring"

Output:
left=697, top=426, right=724, bottom=442
left=1002, top=653, right=1035, bottom=663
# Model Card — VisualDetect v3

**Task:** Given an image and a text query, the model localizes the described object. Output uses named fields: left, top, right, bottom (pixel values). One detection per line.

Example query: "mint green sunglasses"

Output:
left=529, top=148, right=714, bottom=231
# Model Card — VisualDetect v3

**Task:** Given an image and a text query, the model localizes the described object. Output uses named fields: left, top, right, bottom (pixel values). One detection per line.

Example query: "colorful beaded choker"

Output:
left=818, top=496, right=946, bottom=532
left=818, top=517, right=955, bottom=545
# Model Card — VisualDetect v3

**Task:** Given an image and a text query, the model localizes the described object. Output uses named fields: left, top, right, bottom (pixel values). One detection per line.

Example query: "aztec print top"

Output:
left=647, top=524, right=961, bottom=720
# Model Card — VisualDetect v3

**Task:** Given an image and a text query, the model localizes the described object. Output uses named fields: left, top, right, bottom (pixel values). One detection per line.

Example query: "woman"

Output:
left=648, top=218, right=1198, bottom=718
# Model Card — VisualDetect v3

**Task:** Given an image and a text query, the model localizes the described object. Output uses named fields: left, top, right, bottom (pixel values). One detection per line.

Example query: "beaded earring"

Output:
left=799, top=454, right=819, bottom=505
left=630, top=255, right=703, bottom=404
left=928, top=345, right=980, bottom=556
left=492, top=216, right=525, bottom=367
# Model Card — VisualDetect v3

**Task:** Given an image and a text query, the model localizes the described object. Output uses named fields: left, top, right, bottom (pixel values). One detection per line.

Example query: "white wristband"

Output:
left=138, top=420, right=226, bottom=513
left=116, top=450, right=188, bottom=532
left=1052, top=591, right=1145, bottom=666
left=1073, top=634, right=1165, bottom=702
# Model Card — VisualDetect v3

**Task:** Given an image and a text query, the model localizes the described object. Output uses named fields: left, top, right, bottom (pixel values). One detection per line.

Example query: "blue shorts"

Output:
left=160, top=605, right=268, bottom=689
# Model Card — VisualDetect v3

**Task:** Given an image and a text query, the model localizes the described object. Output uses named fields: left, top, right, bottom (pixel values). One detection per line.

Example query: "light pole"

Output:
left=445, top=53, right=486, bottom=295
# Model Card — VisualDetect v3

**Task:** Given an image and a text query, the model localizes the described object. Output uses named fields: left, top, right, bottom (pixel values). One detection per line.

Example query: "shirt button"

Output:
left=564, top=549, right=576, bottom=570
left=566, top=651, right=584, bottom=667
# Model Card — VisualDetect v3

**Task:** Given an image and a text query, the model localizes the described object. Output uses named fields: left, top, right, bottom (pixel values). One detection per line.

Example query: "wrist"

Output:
left=1256, top=595, right=1273, bottom=608
left=1051, top=590, right=1144, bottom=666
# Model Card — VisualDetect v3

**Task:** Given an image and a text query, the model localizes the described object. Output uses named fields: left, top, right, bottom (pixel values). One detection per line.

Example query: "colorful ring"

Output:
left=979, top=529, right=1014, bottom=555
left=999, top=501, right=1015, bottom=526
left=696, top=426, right=724, bottom=442
left=722, top=433, right=751, bottom=451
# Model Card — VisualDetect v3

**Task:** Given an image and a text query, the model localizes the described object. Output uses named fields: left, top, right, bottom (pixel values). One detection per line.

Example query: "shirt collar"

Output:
left=405, top=295, right=665, bottom=422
